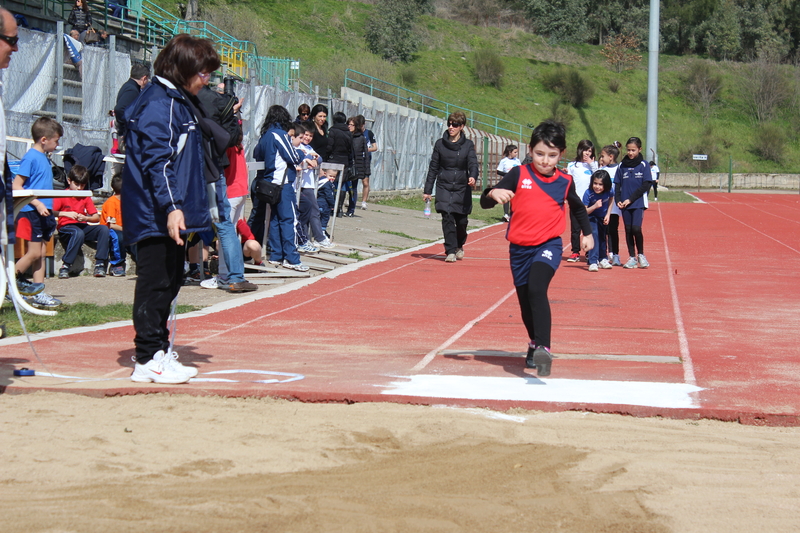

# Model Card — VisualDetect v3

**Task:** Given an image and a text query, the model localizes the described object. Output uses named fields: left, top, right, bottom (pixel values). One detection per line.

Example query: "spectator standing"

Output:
left=122, top=34, right=218, bottom=384
left=0, top=8, right=18, bottom=295
left=308, top=103, right=328, bottom=161
left=326, top=111, right=353, bottom=218
left=113, top=63, right=149, bottom=147
left=423, top=112, right=478, bottom=263
left=359, top=114, right=377, bottom=210
left=67, top=0, right=93, bottom=42
left=295, top=103, right=311, bottom=124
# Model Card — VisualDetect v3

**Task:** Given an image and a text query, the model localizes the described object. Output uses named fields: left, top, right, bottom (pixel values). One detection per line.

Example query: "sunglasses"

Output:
left=300, top=113, right=310, bottom=116
left=198, top=72, right=211, bottom=81
left=447, top=121, right=463, bottom=128
left=0, top=34, right=19, bottom=47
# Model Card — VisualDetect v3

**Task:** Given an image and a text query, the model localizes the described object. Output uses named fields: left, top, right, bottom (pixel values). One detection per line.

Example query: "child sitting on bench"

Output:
left=53, top=165, right=110, bottom=278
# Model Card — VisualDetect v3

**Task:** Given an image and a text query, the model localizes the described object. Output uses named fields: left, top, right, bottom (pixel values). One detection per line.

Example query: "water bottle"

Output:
left=423, top=199, right=431, bottom=219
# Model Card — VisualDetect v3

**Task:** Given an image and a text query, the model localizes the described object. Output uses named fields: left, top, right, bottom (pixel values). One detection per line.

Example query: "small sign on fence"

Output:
left=693, top=154, right=708, bottom=161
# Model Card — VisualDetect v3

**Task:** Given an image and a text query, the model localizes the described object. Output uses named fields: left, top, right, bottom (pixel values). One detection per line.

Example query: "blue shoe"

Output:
left=26, top=292, right=61, bottom=308
left=611, top=254, right=622, bottom=267
left=16, top=277, right=44, bottom=296
left=623, top=256, right=638, bottom=269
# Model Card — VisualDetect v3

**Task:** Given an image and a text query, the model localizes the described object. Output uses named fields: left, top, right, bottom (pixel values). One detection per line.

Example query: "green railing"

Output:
left=344, top=69, right=528, bottom=142
left=27, top=0, right=298, bottom=87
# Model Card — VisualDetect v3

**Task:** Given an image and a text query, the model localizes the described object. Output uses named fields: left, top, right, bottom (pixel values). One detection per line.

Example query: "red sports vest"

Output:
left=506, top=165, right=572, bottom=247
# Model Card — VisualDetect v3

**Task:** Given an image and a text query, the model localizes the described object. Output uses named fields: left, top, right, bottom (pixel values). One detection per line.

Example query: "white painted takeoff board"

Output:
left=382, top=375, right=703, bottom=409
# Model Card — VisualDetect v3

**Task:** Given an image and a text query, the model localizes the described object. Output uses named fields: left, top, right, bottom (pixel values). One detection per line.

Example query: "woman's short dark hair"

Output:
left=574, top=139, right=595, bottom=162
left=298, top=103, right=311, bottom=116
left=260, top=104, right=293, bottom=135
left=529, top=120, right=567, bottom=152
left=447, top=111, right=466, bottom=126
left=332, top=111, right=347, bottom=125
left=153, top=34, right=220, bottom=89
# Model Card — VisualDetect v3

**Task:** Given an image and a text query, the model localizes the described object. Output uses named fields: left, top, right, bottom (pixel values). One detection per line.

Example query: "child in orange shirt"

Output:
left=100, top=174, right=128, bottom=276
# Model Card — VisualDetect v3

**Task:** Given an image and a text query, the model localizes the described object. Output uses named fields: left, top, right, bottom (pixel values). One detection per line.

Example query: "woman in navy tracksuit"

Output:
left=122, top=35, right=219, bottom=383
left=614, top=136, right=652, bottom=269
left=250, top=105, right=304, bottom=270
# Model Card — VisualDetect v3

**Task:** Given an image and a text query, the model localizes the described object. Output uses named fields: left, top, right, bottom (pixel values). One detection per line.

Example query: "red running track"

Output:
left=0, top=193, right=798, bottom=425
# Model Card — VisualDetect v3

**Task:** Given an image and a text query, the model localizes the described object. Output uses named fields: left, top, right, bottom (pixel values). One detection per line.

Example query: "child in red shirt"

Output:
left=53, top=165, right=110, bottom=278
left=480, top=121, right=592, bottom=377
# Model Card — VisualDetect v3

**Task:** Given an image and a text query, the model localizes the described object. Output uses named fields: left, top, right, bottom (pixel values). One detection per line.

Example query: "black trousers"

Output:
left=441, top=212, right=468, bottom=255
left=132, top=237, right=185, bottom=364
left=569, top=209, right=581, bottom=253
left=515, top=261, right=556, bottom=349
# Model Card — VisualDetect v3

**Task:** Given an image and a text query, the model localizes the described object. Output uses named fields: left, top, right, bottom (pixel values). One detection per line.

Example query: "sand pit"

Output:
left=0, top=392, right=798, bottom=532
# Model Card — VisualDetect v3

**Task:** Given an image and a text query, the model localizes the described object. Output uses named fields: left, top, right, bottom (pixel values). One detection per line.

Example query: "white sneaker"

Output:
left=588, top=263, right=599, bottom=272
left=638, top=254, right=650, bottom=269
left=315, top=238, right=334, bottom=249
left=200, top=276, right=219, bottom=289
left=282, top=260, right=310, bottom=272
left=164, top=350, right=198, bottom=378
left=599, top=258, right=613, bottom=269
left=361, top=201, right=367, bottom=210
left=130, top=350, right=192, bottom=384
left=267, top=260, right=282, bottom=267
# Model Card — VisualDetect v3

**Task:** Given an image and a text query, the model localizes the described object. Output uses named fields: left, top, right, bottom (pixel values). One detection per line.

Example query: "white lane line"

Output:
left=705, top=202, right=800, bottom=255
left=716, top=196, right=800, bottom=225
left=383, top=374, right=704, bottom=409
left=411, top=289, right=517, bottom=372
left=658, top=203, right=696, bottom=386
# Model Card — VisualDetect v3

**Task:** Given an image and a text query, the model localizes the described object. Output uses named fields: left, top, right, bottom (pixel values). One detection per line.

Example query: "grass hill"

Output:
left=159, top=0, right=800, bottom=174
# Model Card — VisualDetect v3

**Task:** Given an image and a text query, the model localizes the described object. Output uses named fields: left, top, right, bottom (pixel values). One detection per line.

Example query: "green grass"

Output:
left=0, top=303, right=198, bottom=338
left=646, top=190, right=697, bottom=203
left=375, top=196, right=506, bottom=224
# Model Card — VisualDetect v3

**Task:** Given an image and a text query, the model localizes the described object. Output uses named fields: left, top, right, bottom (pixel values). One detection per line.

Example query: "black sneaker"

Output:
left=58, top=266, right=70, bottom=279
left=530, top=346, right=552, bottom=377
left=223, top=280, right=258, bottom=293
left=93, top=265, right=107, bottom=277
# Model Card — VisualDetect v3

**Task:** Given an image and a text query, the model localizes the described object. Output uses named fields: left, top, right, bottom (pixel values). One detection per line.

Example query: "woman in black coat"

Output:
left=423, top=111, right=479, bottom=262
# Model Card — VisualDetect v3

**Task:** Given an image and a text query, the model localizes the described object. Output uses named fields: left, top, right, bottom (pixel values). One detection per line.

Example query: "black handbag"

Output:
left=255, top=169, right=287, bottom=206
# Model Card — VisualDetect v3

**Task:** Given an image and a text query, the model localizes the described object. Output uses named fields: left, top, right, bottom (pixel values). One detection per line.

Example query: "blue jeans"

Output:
left=214, top=177, right=245, bottom=284
left=299, top=188, right=325, bottom=242
left=588, top=218, right=608, bottom=265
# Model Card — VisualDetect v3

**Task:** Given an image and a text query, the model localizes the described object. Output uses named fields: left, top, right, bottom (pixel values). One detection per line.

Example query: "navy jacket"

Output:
left=121, top=76, right=211, bottom=245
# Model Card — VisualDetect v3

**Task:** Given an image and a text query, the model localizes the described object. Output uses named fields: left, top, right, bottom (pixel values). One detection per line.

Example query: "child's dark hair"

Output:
left=332, top=111, right=347, bottom=125
left=649, top=160, right=657, bottom=166
left=67, top=164, right=90, bottom=186
left=292, top=121, right=309, bottom=136
left=31, top=117, right=63, bottom=142
left=591, top=169, right=612, bottom=193
left=529, top=120, right=567, bottom=152
left=110, top=173, right=122, bottom=194
left=503, top=144, right=518, bottom=158
left=574, top=139, right=595, bottom=162
left=601, top=141, right=621, bottom=162
left=626, top=137, right=642, bottom=149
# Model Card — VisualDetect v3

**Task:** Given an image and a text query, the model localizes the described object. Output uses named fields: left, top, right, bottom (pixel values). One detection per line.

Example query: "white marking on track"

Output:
left=383, top=374, right=703, bottom=409
left=704, top=202, right=800, bottom=255
left=411, top=289, right=517, bottom=372
left=657, top=203, right=696, bottom=385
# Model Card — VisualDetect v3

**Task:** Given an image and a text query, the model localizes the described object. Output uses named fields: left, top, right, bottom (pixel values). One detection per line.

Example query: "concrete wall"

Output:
left=662, top=173, right=800, bottom=191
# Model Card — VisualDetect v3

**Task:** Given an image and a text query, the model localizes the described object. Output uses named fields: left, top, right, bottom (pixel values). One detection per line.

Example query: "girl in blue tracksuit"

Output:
left=249, top=105, right=305, bottom=270
left=614, top=136, right=653, bottom=269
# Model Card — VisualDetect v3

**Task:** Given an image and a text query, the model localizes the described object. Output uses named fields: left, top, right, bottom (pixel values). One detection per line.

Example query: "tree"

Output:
left=365, top=0, right=424, bottom=63
left=684, top=61, right=723, bottom=122
left=738, top=55, right=792, bottom=123
left=599, top=33, right=642, bottom=73
left=704, top=0, right=741, bottom=60
left=520, top=0, right=589, bottom=44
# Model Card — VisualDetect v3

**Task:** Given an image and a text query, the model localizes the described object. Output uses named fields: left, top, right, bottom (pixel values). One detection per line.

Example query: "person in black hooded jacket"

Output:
left=423, top=111, right=478, bottom=262
left=326, top=111, right=353, bottom=217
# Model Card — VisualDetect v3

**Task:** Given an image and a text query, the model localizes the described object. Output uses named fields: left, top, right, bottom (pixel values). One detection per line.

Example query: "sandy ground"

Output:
left=0, top=393, right=798, bottom=532
left=4, top=203, right=800, bottom=531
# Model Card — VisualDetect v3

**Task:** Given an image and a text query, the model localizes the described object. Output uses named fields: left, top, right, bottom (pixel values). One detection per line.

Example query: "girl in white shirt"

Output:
left=496, top=144, right=521, bottom=222
left=565, top=140, right=597, bottom=262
